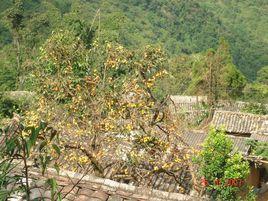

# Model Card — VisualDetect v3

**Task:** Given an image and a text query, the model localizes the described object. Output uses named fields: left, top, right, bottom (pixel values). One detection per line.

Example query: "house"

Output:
left=169, top=96, right=208, bottom=123
left=211, top=110, right=267, bottom=137
left=180, top=130, right=251, bottom=156
left=169, top=96, right=268, bottom=196
left=210, top=111, right=268, bottom=190
left=251, top=120, right=268, bottom=142
left=180, top=130, right=268, bottom=200
left=169, top=95, right=268, bottom=113
left=179, top=110, right=268, bottom=200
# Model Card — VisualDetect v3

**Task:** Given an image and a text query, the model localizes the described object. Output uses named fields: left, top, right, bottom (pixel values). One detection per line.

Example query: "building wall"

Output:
left=247, top=163, right=260, bottom=188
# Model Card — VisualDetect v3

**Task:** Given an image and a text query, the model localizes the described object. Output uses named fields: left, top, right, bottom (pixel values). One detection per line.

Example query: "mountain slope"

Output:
left=0, top=0, right=267, bottom=80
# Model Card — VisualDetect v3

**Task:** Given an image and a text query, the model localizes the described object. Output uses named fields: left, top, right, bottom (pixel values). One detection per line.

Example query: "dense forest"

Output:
left=0, top=1, right=267, bottom=200
left=0, top=0, right=267, bottom=100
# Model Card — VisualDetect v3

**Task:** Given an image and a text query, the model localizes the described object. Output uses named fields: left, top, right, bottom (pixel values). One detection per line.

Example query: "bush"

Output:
left=193, top=128, right=252, bottom=201
left=247, top=140, right=268, bottom=160
left=0, top=63, right=17, bottom=91
left=0, top=95, right=20, bottom=118
left=243, top=83, right=268, bottom=103
left=0, top=91, right=35, bottom=118
left=241, top=103, right=268, bottom=115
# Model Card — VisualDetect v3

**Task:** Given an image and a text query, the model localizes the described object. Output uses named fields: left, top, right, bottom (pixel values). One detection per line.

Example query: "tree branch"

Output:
left=64, top=144, right=104, bottom=176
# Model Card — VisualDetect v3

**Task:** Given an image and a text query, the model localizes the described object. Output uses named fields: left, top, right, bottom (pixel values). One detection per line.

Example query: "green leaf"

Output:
left=47, top=178, right=57, bottom=191
left=5, top=138, right=16, bottom=154
left=54, top=163, right=60, bottom=174
left=57, top=192, right=62, bottom=201
left=46, top=178, right=58, bottom=199
left=40, top=155, right=51, bottom=175
left=0, top=189, right=10, bottom=200
left=52, top=144, right=61, bottom=156
left=50, top=130, right=57, bottom=141
left=39, top=141, right=47, bottom=151
left=26, top=127, right=39, bottom=148
left=39, top=121, right=47, bottom=130
left=26, top=140, right=31, bottom=157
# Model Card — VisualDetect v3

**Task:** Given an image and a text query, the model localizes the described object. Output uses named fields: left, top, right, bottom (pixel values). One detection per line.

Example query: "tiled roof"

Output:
left=250, top=118, right=268, bottom=142
left=170, top=96, right=207, bottom=104
left=18, top=167, right=205, bottom=201
left=211, top=111, right=268, bottom=134
left=181, top=131, right=207, bottom=150
left=169, top=96, right=207, bottom=111
left=181, top=131, right=251, bottom=155
left=229, top=136, right=251, bottom=155
left=57, top=155, right=193, bottom=195
left=251, top=133, right=268, bottom=142
left=169, top=95, right=268, bottom=112
left=259, top=120, right=268, bottom=134
left=251, top=119, right=268, bottom=142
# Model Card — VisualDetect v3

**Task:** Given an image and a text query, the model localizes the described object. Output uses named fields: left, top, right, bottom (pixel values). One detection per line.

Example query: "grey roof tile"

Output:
left=211, top=111, right=268, bottom=134
left=251, top=133, right=268, bottom=142
left=180, top=131, right=207, bottom=149
left=181, top=131, right=251, bottom=155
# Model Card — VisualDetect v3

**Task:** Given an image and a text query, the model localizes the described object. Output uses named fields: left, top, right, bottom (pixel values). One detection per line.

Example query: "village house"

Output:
left=170, top=95, right=268, bottom=200
left=210, top=110, right=268, bottom=189
left=211, top=110, right=267, bottom=137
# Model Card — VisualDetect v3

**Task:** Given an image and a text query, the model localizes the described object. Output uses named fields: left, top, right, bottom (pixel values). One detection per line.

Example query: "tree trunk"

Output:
left=14, top=31, right=23, bottom=90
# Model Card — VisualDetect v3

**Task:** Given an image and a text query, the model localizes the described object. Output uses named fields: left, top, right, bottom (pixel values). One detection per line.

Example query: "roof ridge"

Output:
left=227, top=135, right=251, bottom=140
left=214, top=110, right=266, bottom=116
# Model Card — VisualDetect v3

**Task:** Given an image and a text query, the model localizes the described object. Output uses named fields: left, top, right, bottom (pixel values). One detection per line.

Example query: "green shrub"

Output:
left=247, top=140, right=268, bottom=160
left=193, top=128, right=252, bottom=201
left=0, top=64, right=17, bottom=91
left=0, top=95, right=20, bottom=118
left=0, top=91, right=35, bottom=118
left=242, top=103, right=268, bottom=115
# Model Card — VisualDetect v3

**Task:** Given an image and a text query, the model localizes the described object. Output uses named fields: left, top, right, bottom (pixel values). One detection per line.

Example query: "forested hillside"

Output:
left=0, top=1, right=268, bottom=200
left=0, top=0, right=267, bottom=101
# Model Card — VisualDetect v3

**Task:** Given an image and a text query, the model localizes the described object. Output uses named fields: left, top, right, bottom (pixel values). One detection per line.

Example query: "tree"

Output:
left=164, top=39, right=246, bottom=103
left=201, top=39, right=246, bottom=103
left=6, top=0, right=24, bottom=89
left=243, top=66, right=268, bottom=103
left=256, top=66, right=268, bottom=85
left=24, top=30, right=191, bottom=189
left=193, top=128, right=252, bottom=201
